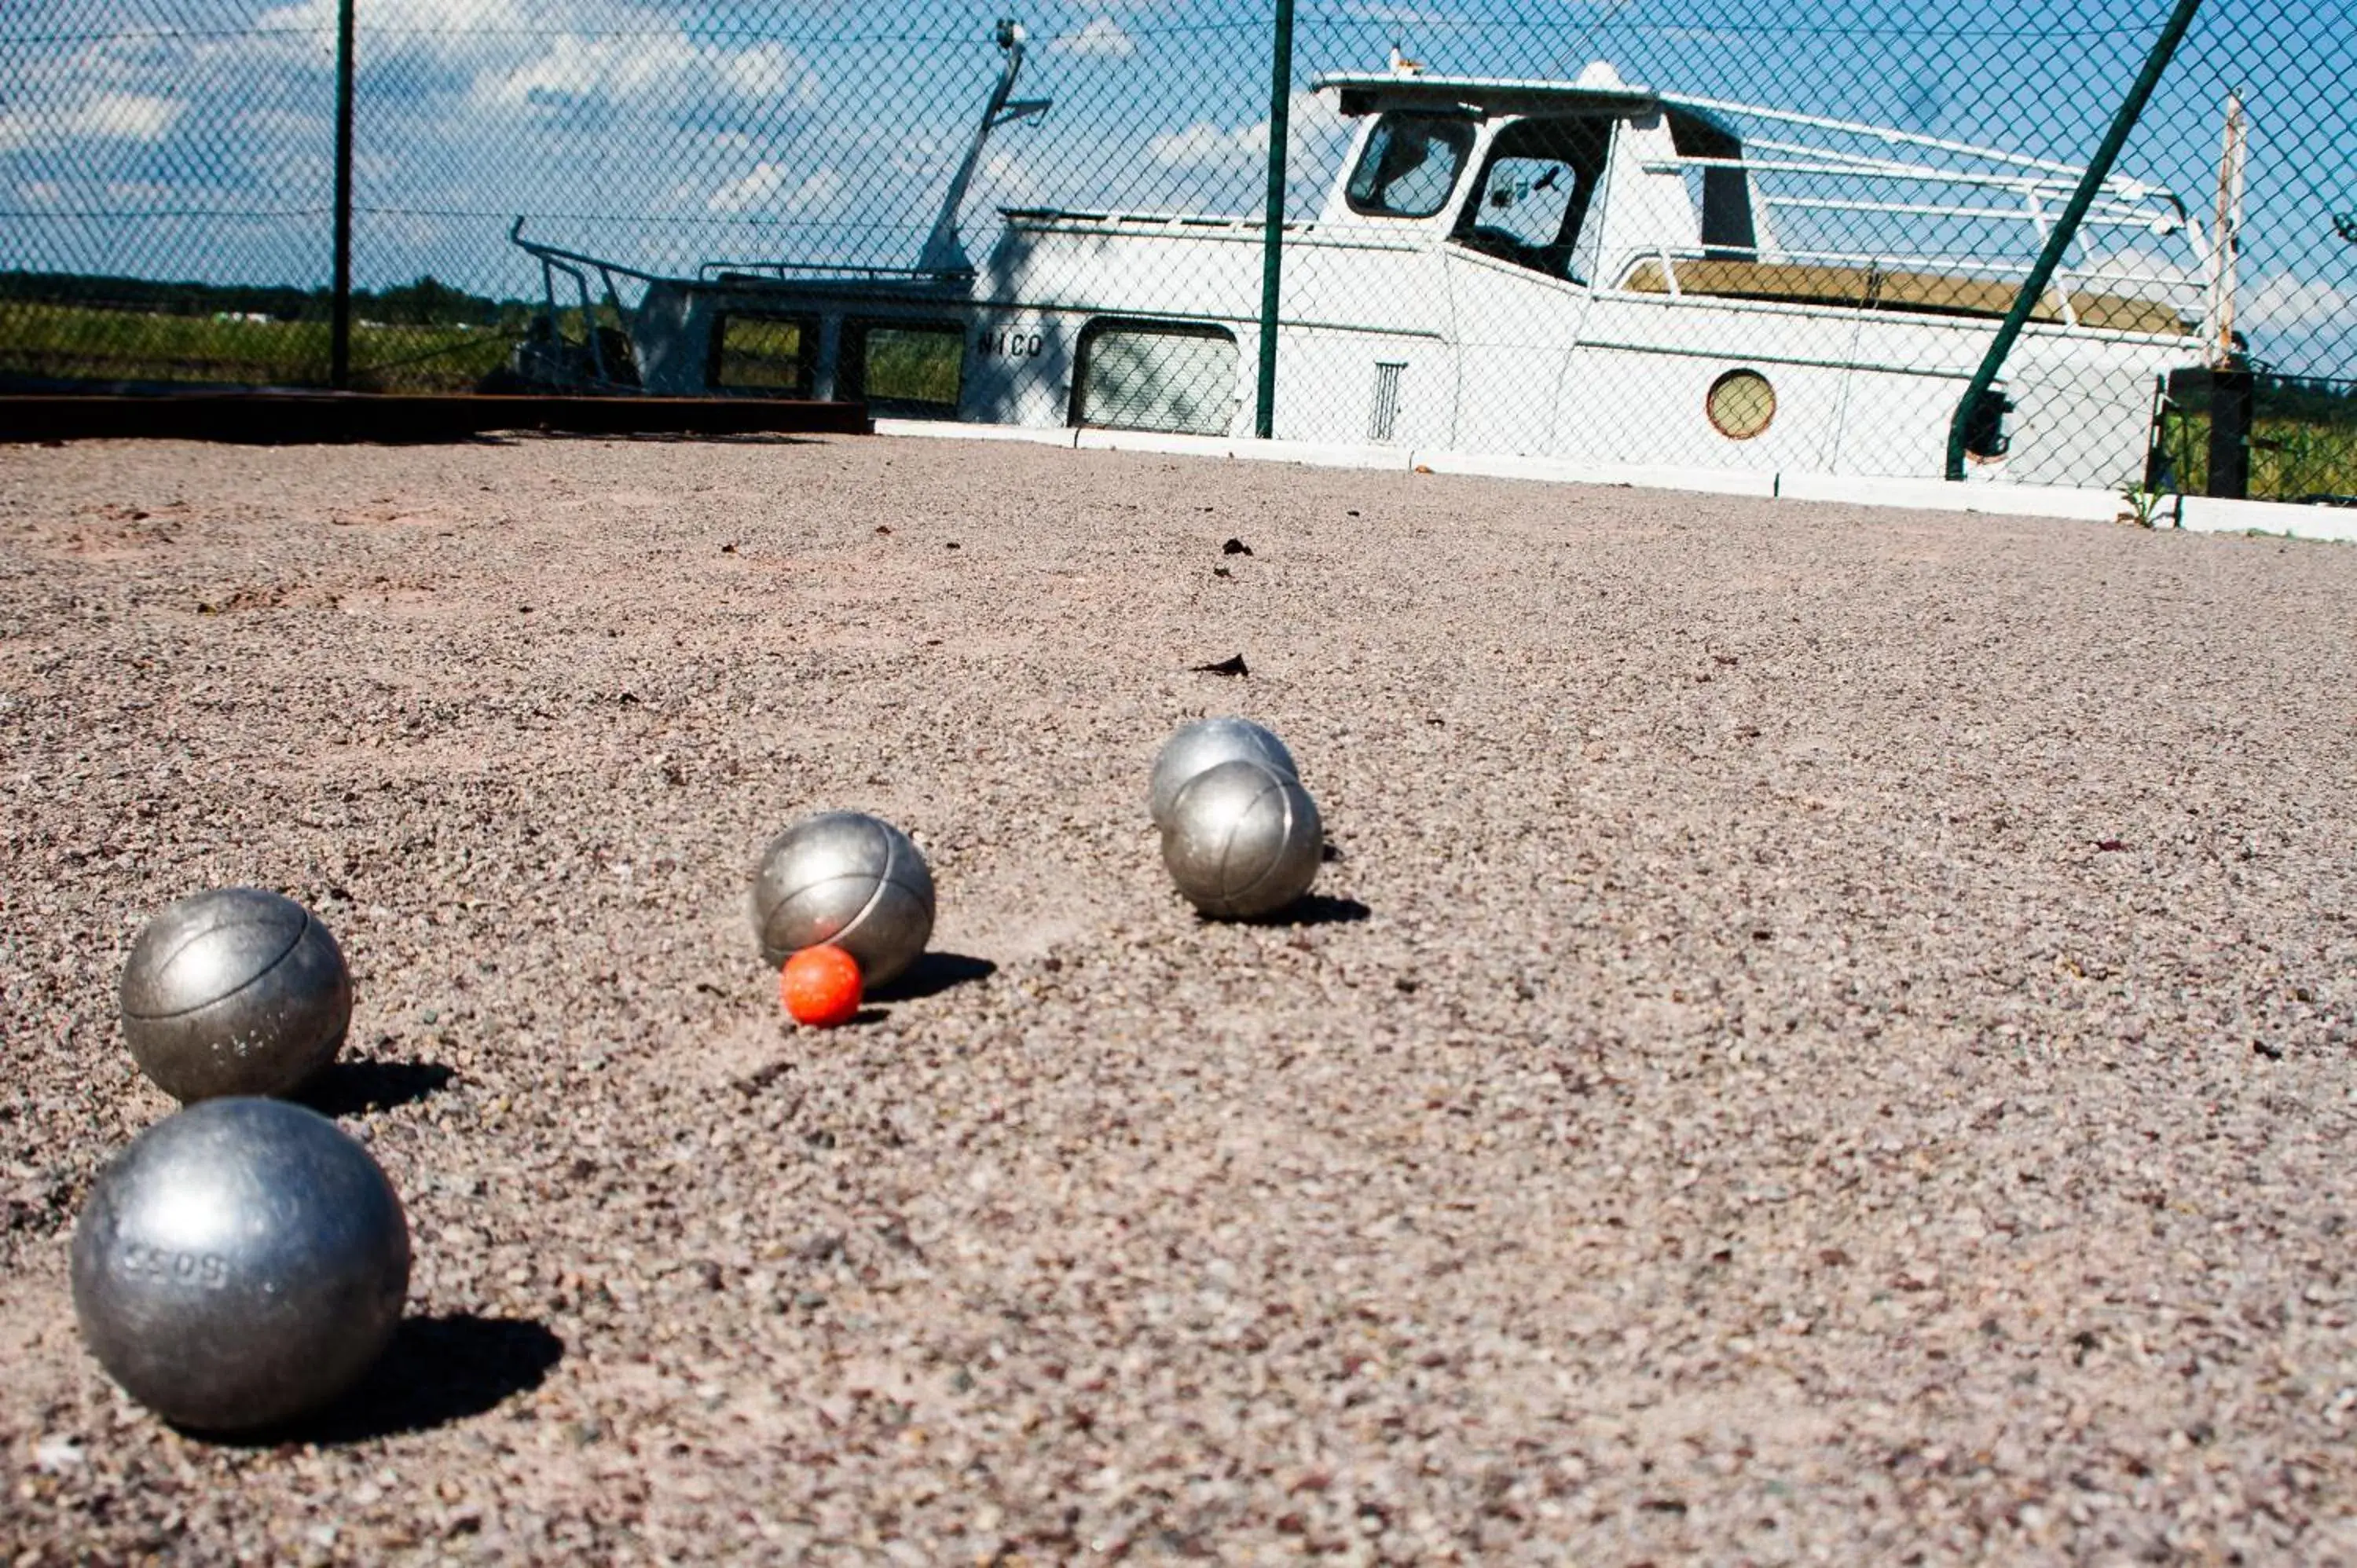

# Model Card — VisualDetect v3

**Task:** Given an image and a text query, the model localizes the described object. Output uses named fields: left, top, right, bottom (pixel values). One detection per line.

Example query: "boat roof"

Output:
left=1312, top=71, right=1662, bottom=119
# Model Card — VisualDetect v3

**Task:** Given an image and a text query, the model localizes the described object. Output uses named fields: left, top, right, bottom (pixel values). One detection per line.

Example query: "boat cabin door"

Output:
left=1439, top=112, right=1615, bottom=454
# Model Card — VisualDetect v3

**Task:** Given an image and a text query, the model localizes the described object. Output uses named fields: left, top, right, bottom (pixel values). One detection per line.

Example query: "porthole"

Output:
left=1706, top=368, right=1776, bottom=441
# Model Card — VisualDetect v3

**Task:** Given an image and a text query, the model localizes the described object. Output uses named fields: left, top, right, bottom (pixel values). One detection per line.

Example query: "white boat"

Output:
left=508, top=23, right=2217, bottom=489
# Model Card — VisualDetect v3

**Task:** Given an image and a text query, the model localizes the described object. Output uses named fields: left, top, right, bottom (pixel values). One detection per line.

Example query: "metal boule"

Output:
left=119, top=887, right=352, bottom=1104
left=1147, top=716, right=1299, bottom=828
left=1160, top=756, right=1322, bottom=919
left=70, top=1097, right=410, bottom=1433
left=749, top=810, right=935, bottom=985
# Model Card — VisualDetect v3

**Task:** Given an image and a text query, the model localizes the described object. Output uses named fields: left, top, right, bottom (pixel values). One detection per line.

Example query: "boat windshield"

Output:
left=1451, top=115, right=1612, bottom=280
left=1346, top=115, right=1475, bottom=218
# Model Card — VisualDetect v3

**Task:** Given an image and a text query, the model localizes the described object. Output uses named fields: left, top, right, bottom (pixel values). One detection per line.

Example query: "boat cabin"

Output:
left=1314, top=67, right=2190, bottom=335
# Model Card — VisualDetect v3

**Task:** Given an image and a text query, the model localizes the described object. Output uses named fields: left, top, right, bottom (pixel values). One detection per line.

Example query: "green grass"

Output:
left=0, top=302, right=519, bottom=393
left=712, top=317, right=809, bottom=394
left=4, top=302, right=971, bottom=404
left=862, top=327, right=963, bottom=407
left=2154, top=408, right=2357, bottom=503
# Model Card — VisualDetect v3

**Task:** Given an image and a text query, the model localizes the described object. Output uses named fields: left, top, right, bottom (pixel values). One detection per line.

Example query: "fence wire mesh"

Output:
left=2, top=0, right=2349, bottom=500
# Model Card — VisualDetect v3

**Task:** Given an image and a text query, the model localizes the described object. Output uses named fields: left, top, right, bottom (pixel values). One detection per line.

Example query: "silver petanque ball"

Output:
left=1161, top=757, right=1323, bottom=919
left=1148, top=717, right=1299, bottom=828
left=750, top=811, right=935, bottom=985
left=119, top=888, right=352, bottom=1104
left=71, top=1097, right=410, bottom=1433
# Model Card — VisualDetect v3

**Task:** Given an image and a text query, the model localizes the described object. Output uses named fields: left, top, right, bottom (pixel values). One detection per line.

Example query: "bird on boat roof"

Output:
left=1387, top=42, right=1425, bottom=76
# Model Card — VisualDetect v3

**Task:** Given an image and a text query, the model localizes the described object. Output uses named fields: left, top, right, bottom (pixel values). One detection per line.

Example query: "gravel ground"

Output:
left=2, top=431, right=2355, bottom=1565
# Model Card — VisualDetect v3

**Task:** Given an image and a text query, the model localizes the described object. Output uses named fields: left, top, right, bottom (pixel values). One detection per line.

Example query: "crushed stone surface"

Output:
left=2, top=432, right=2354, bottom=1564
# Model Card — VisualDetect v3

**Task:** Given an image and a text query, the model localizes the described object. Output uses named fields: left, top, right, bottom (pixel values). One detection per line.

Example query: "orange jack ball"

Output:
left=781, top=944, right=863, bottom=1028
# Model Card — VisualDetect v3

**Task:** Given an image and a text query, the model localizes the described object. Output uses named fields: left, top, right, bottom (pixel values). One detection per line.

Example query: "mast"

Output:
left=2207, top=90, right=2246, bottom=366
left=917, top=20, right=1053, bottom=277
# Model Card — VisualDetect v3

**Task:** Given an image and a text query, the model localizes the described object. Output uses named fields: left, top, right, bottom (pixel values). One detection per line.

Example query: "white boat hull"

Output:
left=629, top=215, right=2186, bottom=489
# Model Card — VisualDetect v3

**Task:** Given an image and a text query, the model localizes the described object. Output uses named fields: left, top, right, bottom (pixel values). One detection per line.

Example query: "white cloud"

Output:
left=706, top=163, right=844, bottom=214
left=1149, top=118, right=1268, bottom=169
left=1149, top=90, right=1347, bottom=172
left=1330, top=2, right=1471, bottom=25
left=251, top=2, right=825, bottom=122
left=977, top=148, right=1046, bottom=213
left=475, top=31, right=819, bottom=121
left=259, top=0, right=509, bottom=27
left=234, top=107, right=330, bottom=139
left=1050, top=18, right=1137, bottom=58
left=484, top=35, right=667, bottom=109
left=239, top=0, right=511, bottom=87
left=879, top=131, right=956, bottom=175
left=2241, top=269, right=2355, bottom=332
left=792, top=170, right=845, bottom=207
left=256, top=0, right=533, bottom=64
left=2077, top=244, right=2201, bottom=308
left=1287, top=89, right=1352, bottom=157
left=0, top=92, right=181, bottom=155
left=712, top=42, right=812, bottom=104
left=707, top=161, right=789, bottom=213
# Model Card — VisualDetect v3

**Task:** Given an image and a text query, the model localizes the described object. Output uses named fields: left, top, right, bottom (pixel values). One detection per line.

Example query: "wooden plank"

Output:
left=1618, top=258, right=2191, bottom=336
left=0, top=393, right=872, bottom=444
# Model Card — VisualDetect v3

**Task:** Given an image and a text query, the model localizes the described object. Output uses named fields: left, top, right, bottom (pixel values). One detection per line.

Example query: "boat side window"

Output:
left=842, top=321, right=965, bottom=414
left=1345, top=115, right=1475, bottom=219
left=1450, top=116, right=1611, bottom=280
left=1072, top=319, right=1238, bottom=437
left=710, top=313, right=818, bottom=396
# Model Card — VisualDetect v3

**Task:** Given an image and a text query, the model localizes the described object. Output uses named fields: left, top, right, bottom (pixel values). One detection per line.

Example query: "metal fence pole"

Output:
left=2205, top=364, right=2255, bottom=496
left=1944, top=0, right=2205, bottom=480
left=330, top=0, right=356, bottom=390
left=1254, top=0, right=1294, bottom=441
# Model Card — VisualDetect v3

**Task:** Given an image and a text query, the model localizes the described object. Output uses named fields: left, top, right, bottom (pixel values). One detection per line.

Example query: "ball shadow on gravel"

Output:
left=867, top=951, right=997, bottom=1002
left=1222, top=895, right=1371, bottom=928
left=295, top=1059, right=456, bottom=1116
left=197, top=1315, right=565, bottom=1446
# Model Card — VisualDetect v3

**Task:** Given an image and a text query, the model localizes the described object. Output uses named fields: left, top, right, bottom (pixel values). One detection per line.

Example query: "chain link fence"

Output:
left=3, top=0, right=2349, bottom=501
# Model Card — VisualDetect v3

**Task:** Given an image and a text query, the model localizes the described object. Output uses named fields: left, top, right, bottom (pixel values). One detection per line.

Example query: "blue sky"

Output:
left=2, top=0, right=2348, bottom=372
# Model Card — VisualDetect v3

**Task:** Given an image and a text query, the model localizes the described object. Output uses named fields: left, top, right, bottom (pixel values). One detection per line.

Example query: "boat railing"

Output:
left=1642, top=153, right=2186, bottom=231
left=1632, top=126, right=2200, bottom=333
left=505, top=219, right=671, bottom=388
left=692, top=258, right=973, bottom=284
left=1657, top=91, right=2179, bottom=191
left=1002, top=205, right=1321, bottom=233
left=510, top=218, right=970, bottom=292
left=508, top=219, right=671, bottom=291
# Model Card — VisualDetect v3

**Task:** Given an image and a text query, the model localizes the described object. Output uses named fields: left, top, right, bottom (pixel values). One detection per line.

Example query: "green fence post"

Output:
left=1944, top=0, right=2205, bottom=480
left=330, top=0, right=356, bottom=390
left=1255, top=0, right=1294, bottom=441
